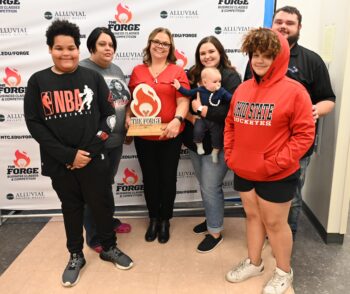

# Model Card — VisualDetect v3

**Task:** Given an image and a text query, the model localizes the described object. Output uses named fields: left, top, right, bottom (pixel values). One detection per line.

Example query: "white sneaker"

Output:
left=263, top=267, right=293, bottom=294
left=226, top=258, right=264, bottom=283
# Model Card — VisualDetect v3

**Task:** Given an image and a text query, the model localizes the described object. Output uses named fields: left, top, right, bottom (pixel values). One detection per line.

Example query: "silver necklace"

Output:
left=149, top=63, right=168, bottom=83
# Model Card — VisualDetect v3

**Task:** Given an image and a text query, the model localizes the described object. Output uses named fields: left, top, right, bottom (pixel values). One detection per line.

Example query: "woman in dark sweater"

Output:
left=183, top=36, right=241, bottom=253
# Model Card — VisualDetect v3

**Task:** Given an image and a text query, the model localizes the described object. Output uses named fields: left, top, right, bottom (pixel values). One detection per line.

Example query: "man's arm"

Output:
left=313, top=100, right=335, bottom=121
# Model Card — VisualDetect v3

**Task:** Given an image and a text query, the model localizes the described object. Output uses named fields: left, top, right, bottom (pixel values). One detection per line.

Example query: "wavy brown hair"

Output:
left=241, top=28, right=281, bottom=59
left=142, top=27, right=177, bottom=66
left=188, top=36, right=235, bottom=86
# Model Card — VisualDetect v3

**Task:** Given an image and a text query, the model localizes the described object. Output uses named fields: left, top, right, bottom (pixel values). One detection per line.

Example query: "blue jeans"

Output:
left=288, top=156, right=311, bottom=235
left=84, top=145, right=123, bottom=247
left=189, top=149, right=228, bottom=233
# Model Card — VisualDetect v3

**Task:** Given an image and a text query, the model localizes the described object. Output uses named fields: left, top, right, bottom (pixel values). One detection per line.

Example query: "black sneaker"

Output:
left=100, top=246, right=133, bottom=270
left=62, top=252, right=86, bottom=287
left=197, top=234, right=223, bottom=253
left=193, top=220, right=207, bottom=234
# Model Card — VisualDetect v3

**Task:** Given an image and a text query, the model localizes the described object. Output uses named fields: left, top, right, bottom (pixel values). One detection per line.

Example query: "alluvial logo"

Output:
left=216, top=26, right=252, bottom=35
left=6, top=193, right=14, bottom=200
left=6, top=191, right=45, bottom=200
left=7, top=150, right=40, bottom=181
left=217, top=0, right=249, bottom=13
left=215, top=27, right=222, bottom=34
left=115, top=51, right=143, bottom=61
left=108, top=2, right=140, bottom=39
left=177, top=170, right=195, bottom=178
left=0, top=67, right=26, bottom=102
left=180, top=146, right=190, bottom=160
left=1, top=112, right=25, bottom=123
left=44, top=11, right=53, bottom=20
left=165, top=9, right=199, bottom=19
left=0, top=26, right=27, bottom=36
left=0, top=0, right=21, bottom=13
left=160, top=10, right=167, bottom=19
left=44, top=10, right=87, bottom=20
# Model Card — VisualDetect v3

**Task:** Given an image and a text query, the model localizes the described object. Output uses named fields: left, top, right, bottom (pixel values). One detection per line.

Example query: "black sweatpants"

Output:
left=134, top=135, right=182, bottom=220
left=51, top=153, right=116, bottom=254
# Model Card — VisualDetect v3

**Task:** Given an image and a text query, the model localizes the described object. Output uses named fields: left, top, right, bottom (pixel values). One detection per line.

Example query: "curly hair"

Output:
left=188, top=36, right=236, bottom=86
left=241, top=28, right=281, bottom=59
left=142, top=27, right=176, bottom=65
left=46, top=19, right=80, bottom=48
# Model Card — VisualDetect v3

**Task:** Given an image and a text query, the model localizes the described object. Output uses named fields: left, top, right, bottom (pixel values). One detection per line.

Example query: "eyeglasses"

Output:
left=150, top=39, right=171, bottom=49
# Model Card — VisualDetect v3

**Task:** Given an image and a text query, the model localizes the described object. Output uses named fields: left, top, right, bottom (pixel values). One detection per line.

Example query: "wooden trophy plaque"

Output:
left=127, top=83, right=167, bottom=136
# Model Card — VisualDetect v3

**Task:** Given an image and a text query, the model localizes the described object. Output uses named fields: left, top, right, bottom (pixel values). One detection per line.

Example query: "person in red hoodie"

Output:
left=224, top=28, right=315, bottom=294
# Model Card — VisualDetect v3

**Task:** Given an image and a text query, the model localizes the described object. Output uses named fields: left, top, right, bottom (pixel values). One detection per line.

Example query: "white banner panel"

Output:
left=0, top=0, right=275, bottom=210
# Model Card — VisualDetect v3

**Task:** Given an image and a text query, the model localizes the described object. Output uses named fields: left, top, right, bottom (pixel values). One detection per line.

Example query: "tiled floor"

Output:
left=0, top=217, right=294, bottom=294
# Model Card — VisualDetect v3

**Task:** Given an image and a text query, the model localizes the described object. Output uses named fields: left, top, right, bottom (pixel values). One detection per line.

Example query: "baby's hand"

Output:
left=172, top=79, right=181, bottom=89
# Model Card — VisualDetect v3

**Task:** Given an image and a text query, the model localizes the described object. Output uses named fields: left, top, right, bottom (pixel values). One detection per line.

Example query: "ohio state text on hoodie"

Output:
left=224, top=32, right=315, bottom=182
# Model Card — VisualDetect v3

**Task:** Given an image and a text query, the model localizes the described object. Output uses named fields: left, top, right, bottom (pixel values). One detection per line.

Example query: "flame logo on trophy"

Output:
left=127, top=84, right=166, bottom=136
left=130, top=84, right=161, bottom=117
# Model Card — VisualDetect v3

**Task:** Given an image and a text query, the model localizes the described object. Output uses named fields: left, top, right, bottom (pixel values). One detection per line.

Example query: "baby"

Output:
left=173, top=67, right=232, bottom=163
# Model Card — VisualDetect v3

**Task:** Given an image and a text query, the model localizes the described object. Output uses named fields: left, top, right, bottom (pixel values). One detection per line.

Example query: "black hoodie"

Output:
left=24, top=66, right=115, bottom=176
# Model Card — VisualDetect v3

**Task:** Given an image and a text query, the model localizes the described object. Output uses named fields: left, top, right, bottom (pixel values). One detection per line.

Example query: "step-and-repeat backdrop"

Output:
left=0, top=0, right=275, bottom=209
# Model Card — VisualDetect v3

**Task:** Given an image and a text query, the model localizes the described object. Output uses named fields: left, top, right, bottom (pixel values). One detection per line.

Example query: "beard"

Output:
left=287, top=30, right=300, bottom=47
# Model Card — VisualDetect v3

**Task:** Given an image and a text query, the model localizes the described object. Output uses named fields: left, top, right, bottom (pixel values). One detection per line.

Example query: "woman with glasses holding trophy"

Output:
left=127, top=27, right=190, bottom=244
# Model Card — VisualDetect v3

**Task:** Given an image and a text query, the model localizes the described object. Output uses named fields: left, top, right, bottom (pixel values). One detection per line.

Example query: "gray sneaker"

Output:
left=100, top=246, right=133, bottom=270
left=62, top=252, right=86, bottom=287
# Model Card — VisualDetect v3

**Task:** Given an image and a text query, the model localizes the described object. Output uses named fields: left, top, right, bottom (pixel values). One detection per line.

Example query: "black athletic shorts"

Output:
left=234, top=170, right=300, bottom=203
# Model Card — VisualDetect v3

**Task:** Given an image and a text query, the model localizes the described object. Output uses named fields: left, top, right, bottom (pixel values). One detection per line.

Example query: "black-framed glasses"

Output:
left=150, top=39, right=171, bottom=49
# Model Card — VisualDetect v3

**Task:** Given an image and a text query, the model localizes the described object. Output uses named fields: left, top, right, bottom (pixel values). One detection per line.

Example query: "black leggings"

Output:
left=134, top=135, right=182, bottom=220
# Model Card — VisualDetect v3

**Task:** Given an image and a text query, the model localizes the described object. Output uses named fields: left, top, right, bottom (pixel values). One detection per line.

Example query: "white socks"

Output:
left=196, top=144, right=220, bottom=163
left=211, top=148, right=219, bottom=163
left=196, top=143, right=205, bottom=155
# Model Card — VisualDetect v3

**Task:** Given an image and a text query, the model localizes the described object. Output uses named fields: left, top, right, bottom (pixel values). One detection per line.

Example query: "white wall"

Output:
left=276, top=0, right=350, bottom=235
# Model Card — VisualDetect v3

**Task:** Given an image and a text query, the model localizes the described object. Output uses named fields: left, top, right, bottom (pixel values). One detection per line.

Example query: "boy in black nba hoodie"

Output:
left=24, top=20, right=133, bottom=287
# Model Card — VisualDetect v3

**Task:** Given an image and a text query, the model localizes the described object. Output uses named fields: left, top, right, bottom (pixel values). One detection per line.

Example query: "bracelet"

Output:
left=174, top=115, right=184, bottom=123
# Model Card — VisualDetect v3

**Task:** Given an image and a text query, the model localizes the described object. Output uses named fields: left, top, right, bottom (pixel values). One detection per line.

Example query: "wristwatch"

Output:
left=174, top=115, right=184, bottom=123
left=197, top=105, right=203, bottom=116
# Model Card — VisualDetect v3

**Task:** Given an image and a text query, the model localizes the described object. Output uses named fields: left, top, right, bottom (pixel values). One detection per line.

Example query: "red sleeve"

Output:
left=224, top=92, right=237, bottom=164
left=175, top=67, right=190, bottom=99
left=128, top=67, right=139, bottom=94
left=265, top=89, right=315, bottom=174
